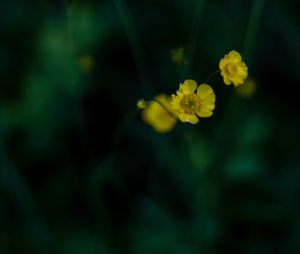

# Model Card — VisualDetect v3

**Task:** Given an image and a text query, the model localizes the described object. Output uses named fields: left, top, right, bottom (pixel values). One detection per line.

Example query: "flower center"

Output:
left=180, top=94, right=201, bottom=114
left=224, top=63, right=237, bottom=77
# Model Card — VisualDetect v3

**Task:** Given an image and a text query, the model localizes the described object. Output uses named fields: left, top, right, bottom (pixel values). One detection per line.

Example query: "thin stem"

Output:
left=0, top=135, right=53, bottom=249
left=114, top=0, right=149, bottom=96
left=243, top=0, right=266, bottom=66
left=204, top=70, right=220, bottom=84
left=180, top=0, right=206, bottom=78
left=152, top=99, right=178, bottom=120
left=187, top=0, right=206, bottom=66
left=65, top=0, right=77, bottom=54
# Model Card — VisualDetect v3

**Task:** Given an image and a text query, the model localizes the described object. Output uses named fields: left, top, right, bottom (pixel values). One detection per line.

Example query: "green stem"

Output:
left=180, top=0, right=206, bottom=78
left=152, top=99, right=178, bottom=119
left=188, top=0, right=206, bottom=66
left=204, top=70, right=220, bottom=84
left=114, top=0, right=149, bottom=96
left=243, top=0, right=266, bottom=66
left=0, top=137, right=53, bottom=249
left=65, top=0, right=77, bottom=54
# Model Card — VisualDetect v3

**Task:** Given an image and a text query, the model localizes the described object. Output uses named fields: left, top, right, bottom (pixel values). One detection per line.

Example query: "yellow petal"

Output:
left=219, top=58, right=227, bottom=69
left=222, top=77, right=232, bottom=85
left=201, top=97, right=215, bottom=110
left=238, top=61, right=247, bottom=69
left=178, top=113, right=199, bottom=124
left=228, top=50, right=242, bottom=62
left=152, top=121, right=176, bottom=133
left=196, top=84, right=214, bottom=99
left=181, top=79, right=197, bottom=94
left=171, top=94, right=180, bottom=111
left=196, top=109, right=213, bottom=118
left=239, top=65, right=248, bottom=78
left=234, top=78, right=243, bottom=87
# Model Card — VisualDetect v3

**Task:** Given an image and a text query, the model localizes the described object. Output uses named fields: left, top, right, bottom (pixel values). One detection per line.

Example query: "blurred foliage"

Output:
left=0, top=0, right=300, bottom=254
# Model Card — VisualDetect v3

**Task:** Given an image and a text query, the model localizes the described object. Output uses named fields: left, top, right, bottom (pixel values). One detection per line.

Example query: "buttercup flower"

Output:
left=142, top=94, right=177, bottom=133
left=236, top=77, right=256, bottom=98
left=171, top=80, right=215, bottom=124
left=170, top=46, right=188, bottom=65
left=219, top=50, right=248, bottom=87
left=137, top=99, right=147, bottom=109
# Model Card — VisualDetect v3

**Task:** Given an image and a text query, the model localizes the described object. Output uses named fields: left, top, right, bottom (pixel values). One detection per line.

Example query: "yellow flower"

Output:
left=170, top=46, right=188, bottom=65
left=219, top=50, right=248, bottom=87
left=236, top=78, right=257, bottom=98
left=142, top=94, right=177, bottom=133
left=78, top=55, right=94, bottom=73
left=171, top=80, right=215, bottom=124
left=137, top=99, right=147, bottom=109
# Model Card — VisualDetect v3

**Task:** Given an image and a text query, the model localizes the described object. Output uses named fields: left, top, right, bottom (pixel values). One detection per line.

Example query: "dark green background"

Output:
left=0, top=0, right=300, bottom=253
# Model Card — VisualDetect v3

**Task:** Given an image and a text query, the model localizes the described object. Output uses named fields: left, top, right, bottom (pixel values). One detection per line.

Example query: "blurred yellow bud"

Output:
left=236, top=78, right=257, bottom=98
left=142, top=94, right=177, bottom=133
left=78, top=55, right=94, bottom=73
left=170, top=46, right=188, bottom=65
left=137, top=99, right=147, bottom=109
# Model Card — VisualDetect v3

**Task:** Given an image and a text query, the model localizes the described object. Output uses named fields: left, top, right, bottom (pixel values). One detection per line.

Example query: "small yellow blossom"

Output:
left=170, top=46, right=188, bottom=65
left=78, top=55, right=94, bottom=73
left=142, top=94, right=177, bottom=133
left=219, top=50, right=248, bottom=87
left=236, top=78, right=256, bottom=98
left=171, top=80, right=215, bottom=124
left=137, top=99, right=147, bottom=109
